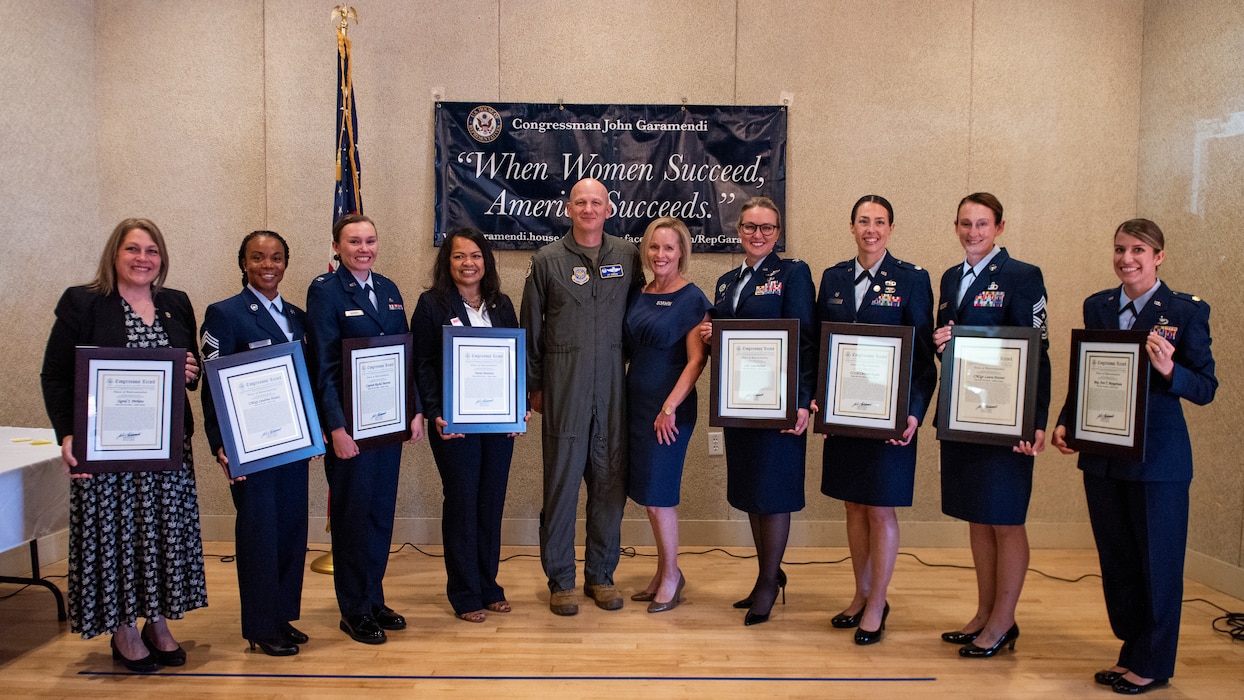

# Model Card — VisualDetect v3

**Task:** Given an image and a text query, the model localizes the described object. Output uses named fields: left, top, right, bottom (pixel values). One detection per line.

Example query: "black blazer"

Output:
left=411, top=290, right=519, bottom=422
left=1061, top=283, right=1216, bottom=482
left=41, top=285, right=200, bottom=443
left=305, top=265, right=419, bottom=433
left=200, top=288, right=308, bottom=455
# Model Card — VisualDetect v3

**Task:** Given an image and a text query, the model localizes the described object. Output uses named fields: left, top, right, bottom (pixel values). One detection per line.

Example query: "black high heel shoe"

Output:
left=280, top=622, right=309, bottom=645
left=853, top=602, right=890, bottom=645
left=831, top=605, right=864, bottom=629
left=941, top=628, right=983, bottom=644
left=959, top=623, right=1019, bottom=657
left=112, top=636, right=160, bottom=674
left=141, top=622, right=186, bottom=667
left=733, top=569, right=787, bottom=609
left=249, top=637, right=299, bottom=656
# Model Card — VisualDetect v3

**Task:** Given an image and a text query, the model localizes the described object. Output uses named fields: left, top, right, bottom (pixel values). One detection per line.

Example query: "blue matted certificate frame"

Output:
left=204, top=341, right=325, bottom=478
left=442, top=326, right=526, bottom=434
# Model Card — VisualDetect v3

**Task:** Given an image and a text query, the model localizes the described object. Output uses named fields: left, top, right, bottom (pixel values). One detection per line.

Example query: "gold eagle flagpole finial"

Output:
left=332, top=4, right=358, bottom=36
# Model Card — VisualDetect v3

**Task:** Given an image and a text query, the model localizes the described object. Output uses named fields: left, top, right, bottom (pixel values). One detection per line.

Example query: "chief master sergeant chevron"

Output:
left=521, top=177, right=644, bottom=615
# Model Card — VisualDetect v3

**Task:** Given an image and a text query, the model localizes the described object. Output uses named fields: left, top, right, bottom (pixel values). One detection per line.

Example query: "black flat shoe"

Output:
left=280, top=622, right=309, bottom=645
left=1112, top=677, right=1169, bottom=695
left=831, top=608, right=863, bottom=629
left=112, top=636, right=160, bottom=673
left=249, top=637, right=299, bottom=656
left=372, top=605, right=407, bottom=630
left=854, top=602, right=890, bottom=645
left=1096, top=670, right=1125, bottom=686
left=141, top=623, right=186, bottom=667
left=733, top=569, right=787, bottom=609
left=340, top=614, right=387, bottom=644
left=959, top=623, right=1019, bottom=658
left=941, top=628, right=983, bottom=644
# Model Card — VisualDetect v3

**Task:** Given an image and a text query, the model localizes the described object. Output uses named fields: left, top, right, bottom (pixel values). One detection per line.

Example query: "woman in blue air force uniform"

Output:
left=933, top=192, right=1050, bottom=659
left=200, top=230, right=310, bottom=657
left=1052, top=219, right=1216, bottom=695
left=813, top=195, right=936, bottom=645
left=699, top=196, right=815, bottom=627
left=305, top=213, right=423, bottom=645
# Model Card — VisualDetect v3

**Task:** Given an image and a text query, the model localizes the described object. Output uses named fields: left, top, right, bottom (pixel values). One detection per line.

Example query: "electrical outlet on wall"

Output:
left=708, top=431, right=724, bottom=456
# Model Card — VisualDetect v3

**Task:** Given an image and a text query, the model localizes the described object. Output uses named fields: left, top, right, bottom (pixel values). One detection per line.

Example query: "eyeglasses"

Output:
left=739, top=223, right=780, bottom=235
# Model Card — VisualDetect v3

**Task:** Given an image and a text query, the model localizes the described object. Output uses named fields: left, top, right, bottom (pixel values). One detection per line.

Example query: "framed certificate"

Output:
left=814, top=322, right=913, bottom=440
left=1064, top=329, right=1149, bottom=460
left=343, top=334, right=414, bottom=449
left=709, top=318, right=799, bottom=430
left=72, top=346, right=186, bottom=473
left=936, top=326, right=1041, bottom=446
left=442, top=327, right=526, bottom=434
left=204, top=341, right=326, bottom=478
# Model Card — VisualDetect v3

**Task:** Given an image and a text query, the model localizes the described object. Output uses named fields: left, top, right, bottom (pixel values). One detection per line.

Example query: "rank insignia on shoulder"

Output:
left=572, top=266, right=589, bottom=285
left=1192, top=295, right=1202, bottom=302
left=600, top=264, right=624, bottom=278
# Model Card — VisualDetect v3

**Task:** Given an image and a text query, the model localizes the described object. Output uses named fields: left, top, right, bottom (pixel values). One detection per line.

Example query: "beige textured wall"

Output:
left=1136, top=0, right=1244, bottom=580
left=7, top=1, right=1237, bottom=588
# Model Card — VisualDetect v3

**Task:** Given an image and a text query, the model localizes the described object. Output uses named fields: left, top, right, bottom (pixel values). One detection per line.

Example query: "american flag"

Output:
left=332, top=15, right=362, bottom=269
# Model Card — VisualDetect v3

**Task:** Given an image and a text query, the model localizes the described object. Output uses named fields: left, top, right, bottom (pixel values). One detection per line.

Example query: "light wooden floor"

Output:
left=1, top=545, right=1241, bottom=699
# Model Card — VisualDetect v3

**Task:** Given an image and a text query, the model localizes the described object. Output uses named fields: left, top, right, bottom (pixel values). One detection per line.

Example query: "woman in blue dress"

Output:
left=933, top=193, right=1050, bottom=658
left=624, top=217, right=711, bottom=613
left=813, top=195, right=936, bottom=645
left=699, top=197, right=816, bottom=626
left=1052, top=219, right=1216, bottom=694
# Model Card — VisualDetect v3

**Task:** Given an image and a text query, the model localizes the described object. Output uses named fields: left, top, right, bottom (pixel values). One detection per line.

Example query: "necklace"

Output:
left=461, top=294, right=483, bottom=310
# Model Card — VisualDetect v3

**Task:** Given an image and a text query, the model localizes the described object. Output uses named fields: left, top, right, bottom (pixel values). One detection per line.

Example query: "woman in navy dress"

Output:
left=813, top=195, right=936, bottom=645
left=200, top=230, right=309, bottom=656
left=306, top=213, right=424, bottom=645
left=41, top=218, right=206, bottom=673
left=412, top=228, right=523, bottom=624
left=1052, top=219, right=1216, bottom=694
left=933, top=193, right=1050, bottom=657
left=698, top=197, right=816, bottom=626
left=624, top=217, right=711, bottom=613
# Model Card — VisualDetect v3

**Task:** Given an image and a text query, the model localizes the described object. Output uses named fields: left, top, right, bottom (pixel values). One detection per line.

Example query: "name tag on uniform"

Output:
left=345, top=309, right=365, bottom=317
left=600, top=264, right=624, bottom=278
left=247, top=338, right=273, bottom=349
left=828, top=298, right=844, bottom=305
left=450, top=316, right=463, bottom=326
left=973, top=291, right=1004, bottom=307
left=655, top=300, right=672, bottom=307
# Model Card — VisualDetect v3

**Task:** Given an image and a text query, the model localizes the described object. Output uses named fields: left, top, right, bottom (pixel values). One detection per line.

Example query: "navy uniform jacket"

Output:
left=712, top=252, right=817, bottom=408
left=411, top=291, right=520, bottom=422
left=42, top=286, right=200, bottom=443
left=1062, top=283, right=1216, bottom=482
left=305, top=265, right=420, bottom=434
left=200, top=288, right=308, bottom=456
left=816, top=251, right=937, bottom=423
left=936, top=247, right=1051, bottom=431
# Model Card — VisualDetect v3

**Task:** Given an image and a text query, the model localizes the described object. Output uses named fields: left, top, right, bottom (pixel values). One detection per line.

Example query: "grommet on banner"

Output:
left=558, top=98, right=564, bottom=110
left=681, top=97, right=687, bottom=111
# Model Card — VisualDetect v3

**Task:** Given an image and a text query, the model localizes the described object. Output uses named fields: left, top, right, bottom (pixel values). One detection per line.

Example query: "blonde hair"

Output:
left=640, top=217, right=692, bottom=275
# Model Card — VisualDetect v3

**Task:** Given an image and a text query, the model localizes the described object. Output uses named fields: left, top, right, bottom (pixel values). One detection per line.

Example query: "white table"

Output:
left=0, top=426, right=68, bottom=620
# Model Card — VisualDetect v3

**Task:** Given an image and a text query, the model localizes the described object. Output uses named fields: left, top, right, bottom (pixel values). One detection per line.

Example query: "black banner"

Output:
left=433, top=102, right=787, bottom=253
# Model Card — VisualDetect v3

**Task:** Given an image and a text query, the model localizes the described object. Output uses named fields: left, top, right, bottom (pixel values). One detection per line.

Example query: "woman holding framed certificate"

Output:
left=699, top=197, right=816, bottom=627
left=813, top=195, right=936, bottom=645
left=932, top=193, right=1050, bottom=658
left=40, top=218, right=206, bottom=673
left=1051, top=219, right=1216, bottom=694
left=624, top=217, right=711, bottom=613
left=306, top=213, right=424, bottom=645
left=200, top=230, right=310, bottom=656
left=412, top=228, right=522, bottom=624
